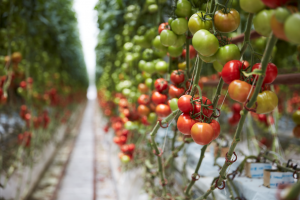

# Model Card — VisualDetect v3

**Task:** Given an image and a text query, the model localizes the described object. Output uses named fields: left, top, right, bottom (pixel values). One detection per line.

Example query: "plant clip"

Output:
left=191, top=173, right=200, bottom=181
left=225, top=152, right=237, bottom=165
left=243, top=99, right=257, bottom=112
left=159, top=120, right=169, bottom=128
left=153, top=147, right=163, bottom=157
left=227, top=170, right=238, bottom=180
left=215, top=178, right=225, bottom=190
left=160, top=178, right=168, bottom=186
left=293, top=171, right=299, bottom=179
left=213, top=108, right=221, bottom=118
left=286, top=159, right=293, bottom=168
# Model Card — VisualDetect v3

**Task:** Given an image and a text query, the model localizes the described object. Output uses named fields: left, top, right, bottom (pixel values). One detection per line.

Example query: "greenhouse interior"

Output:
left=1, top=0, right=300, bottom=200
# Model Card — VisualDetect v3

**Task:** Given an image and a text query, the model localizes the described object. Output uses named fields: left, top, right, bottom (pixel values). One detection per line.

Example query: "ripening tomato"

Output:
left=138, top=83, right=149, bottom=93
left=170, top=70, right=185, bottom=84
left=255, top=90, right=278, bottom=114
left=160, top=30, right=177, bottom=47
left=284, top=13, right=300, bottom=45
left=261, top=0, right=290, bottom=8
left=156, top=104, right=171, bottom=118
left=270, top=14, right=288, bottom=41
left=138, top=94, right=150, bottom=105
left=231, top=103, right=242, bottom=113
left=158, top=22, right=169, bottom=34
left=240, top=0, right=265, bottom=13
left=151, top=91, right=167, bottom=105
left=168, top=85, right=185, bottom=98
left=175, top=0, right=192, bottom=17
left=193, top=96, right=213, bottom=118
left=188, top=12, right=212, bottom=35
left=182, top=45, right=197, bottom=59
left=252, top=63, right=278, bottom=84
left=177, top=113, right=196, bottom=135
left=191, top=123, right=214, bottom=145
left=221, top=60, right=244, bottom=84
left=171, top=18, right=188, bottom=35
left=154, top=78, right=168, bottom=92
left=228, top=80, right=254, bottom=103
left=253, top=9, right=274, bottom=37
left=192, top=29, right=219, bottom=57
left=210, top=120, right=220, bottom=140
left=178, top=95, right=193, bottom=113
left=214, top=8, right=240, bottom=33
left=216, top=44, right=241, bottom=65
left=293, top=125, right=300, bottom=138
left=292, top=110, right=300, bottom=125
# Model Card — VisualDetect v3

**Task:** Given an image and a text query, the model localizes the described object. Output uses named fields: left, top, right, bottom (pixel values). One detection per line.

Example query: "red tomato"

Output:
left=182, top=45, right=197, bottom=59
left=138, top=94, right=150, bottom=105
left=121, top=129, right=129, bottom=136
left=193, top=96, right=213, bottom=119
left=221, top=60, right=245, bottom=84
left=137, top=105, right=150, bottom=116
left=168, top=85, right=185, bottom=98
left=138, top=83, right=149, bottom=93
left=119, top=136, right=127, bottom=145
left=210, top=120, right=220, bottom=140
left=231, top=103, right=242, bottom=113
left=178, top=95, right=193, bottom=113
left=242, top=60, right=250, bottom=68
left=191, top=123, right=214, bottom=145
left=127, top=144, right=135, bottom=152
left=252, top=63, right=278, bottom=84
left=177, top=113, right=196, bottom=135
left=113, top=137, right=121, bottom=145
left=156, top=104, right=172, bottom=118
left=170, top=70, right=185, bottom=84
left=228, top=113, right=240, bottom=125
left=154, top=78, right=168, bottom=93
left=158, top=22, right=169, bottom=34
left=228, top=80, right=254, bottom=103
left=261, top=0, right=290, bottom=8
left=151, top=91, right=167, bottom=105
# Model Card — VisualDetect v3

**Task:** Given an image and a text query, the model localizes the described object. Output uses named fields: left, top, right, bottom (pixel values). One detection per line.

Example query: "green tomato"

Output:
left=168, top=17, right=174, bottom=25
left=122, top=88, right=131, bottom=97
left=154, top=49, right=167, bottom=58
left=169, top=98, right=179, bottom=111
left=155, top=61, right=168, bottom=73
left=213, top=61, right=223, bottom=72
left=146, top=0, right=156, bottom=5
left=135, top=74, right=143, bottom=83
left=143, top=62, right=156, bottom=74
left=145, top=78, right=153, bottom=88
left=142, top=72, right=151, bottom=79
left=240, top=0, right=265, bottom=13
left=142, top=49, right=154, bottom=60
left=253, top=10, right=274, bottom=37
left=145, top=27, right=157, bottom=41
left=160, top=30, right=178, bottom=47
left=192, top=29, right=219, bottom=56
left=199, top=53, right=217, bottom=63
left=123, top=42, right=134, bottom=51
left=148, top=4, right=158, bottom=13
left=125, top=121, right=134, bottom=130
left=121, top=155, right=130, bottom=163
left=168, top=46, right=183, bottom=57
left=172, top=34, right=186, bottom=47
left=138, top=60, right=146, bottom=70
left=255, top=90, right=278, bottom=114
left=137, top=26, right=147, bottom=35
left=216, top=44, right=240, bottom=65
left=188, top=12, right=212, bottom=35
left=122, top=63, right=129, bottom=71
left=134, top=35, right=151, bottom=48
left=284, top=13, right=300, bottom=45
left=148, top=112, right=157, bottom=123
left=171, top=18, right=188, bottom=35
left=292, top=110, right=300, bottom=125
left=152, top=35, right=168, bottom=51
left=175, top=0, right=192, bottom=17
left=201, top=3, right=211, bottom=11
left=275, top=7, right=291, bottom=23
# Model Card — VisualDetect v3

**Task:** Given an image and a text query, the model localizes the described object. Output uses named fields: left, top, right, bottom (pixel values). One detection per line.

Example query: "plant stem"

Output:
left=171, top=127, right=178, bottom=151
left=184, top=145, right=208, bottom=196
left=195, top=33, right=278, bottom=200
left=190, top=58, right=203, bottom=96
left=227, top=180, right=235, bottom=200
left=164, top=141, right=185, bottom=168
left=240, top=13, right=254, bottom=56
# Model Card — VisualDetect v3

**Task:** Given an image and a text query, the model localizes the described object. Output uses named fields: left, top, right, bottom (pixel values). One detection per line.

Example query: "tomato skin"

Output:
left=192, top=29, right=219, bottom=57
left=178, top=95, right=193, bottom=113
left=169, top=85, right=185, bottom=98
left=156, top=104, right=171, bottom=118
left=210, top=120, right=220, bottom=140
left=255, top=90, right=278, bottom=114
left=216, top=44, right=240, bottom=65
left=228, top=80, right=254, bottom=103
left=170, top=70, right=185, bottom=84
left=293, top=125, right=300, bottom=138
left=158, top=22, right=169, bottom=34
left=191, top=123, right=214, bottom=145
left=240, top=0, right=265, bottom=13
left=261, top=0, right=290, bottom=9
left=253, top=10, right=274, bottom=37
left=284, top=13, right=300, bottom=45
left=169, top=98, right=179, bottom=111
left=151, top=91, right=167, bottom=105
left=177, top=113, right=196, bottom=135
left=138, top=94, right=150, bottom=105
left=154, top=78, right=168, bottom=92
left=188, top=12, right=212, bottom=35
left=221, top=60, right=244, bottom=84
left=292, top=110, right=300, bottom=125
left=175, top=0, right=192, bottom=18
left=252, top=63, right=278, bottom=84
left=214, top=8, right=240, bottom=33
left=160, top=30, right=177, bottom=47
left=171, top=18, right=188, bottom=35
